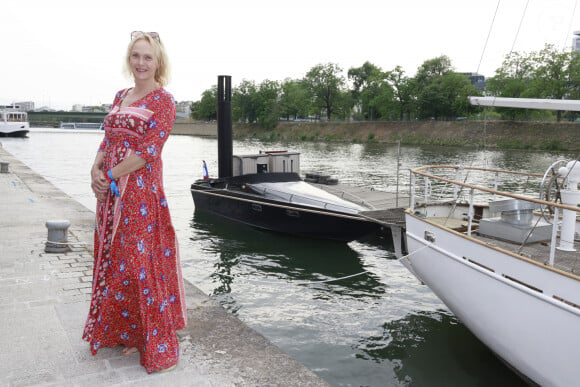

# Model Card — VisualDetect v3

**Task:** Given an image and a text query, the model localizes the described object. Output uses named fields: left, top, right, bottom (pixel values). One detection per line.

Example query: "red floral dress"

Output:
left=83, top=88, right=187, bottom=373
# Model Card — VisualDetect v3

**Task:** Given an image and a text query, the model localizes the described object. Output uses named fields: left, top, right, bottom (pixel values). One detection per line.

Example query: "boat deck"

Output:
left=312, top=182, right=409, bottom=226
left=429, top=216, right=579, bottom=277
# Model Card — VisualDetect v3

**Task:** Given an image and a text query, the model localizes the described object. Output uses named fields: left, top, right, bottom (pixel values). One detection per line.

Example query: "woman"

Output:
left=83, top=31, right=187, bottom=373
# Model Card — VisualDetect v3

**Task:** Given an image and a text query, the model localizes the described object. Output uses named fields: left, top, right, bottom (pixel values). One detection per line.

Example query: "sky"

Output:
left=2, top=0, right=579, bottom=111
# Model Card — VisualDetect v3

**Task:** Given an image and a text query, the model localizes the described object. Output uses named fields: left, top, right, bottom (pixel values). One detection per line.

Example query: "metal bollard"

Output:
left=45, top=220, right=71, bottom=253
left=0, top=161, right=8, bottom=173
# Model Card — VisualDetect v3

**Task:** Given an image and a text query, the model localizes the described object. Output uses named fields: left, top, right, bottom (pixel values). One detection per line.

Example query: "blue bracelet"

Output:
left=108, top=170, right=120, bottom=197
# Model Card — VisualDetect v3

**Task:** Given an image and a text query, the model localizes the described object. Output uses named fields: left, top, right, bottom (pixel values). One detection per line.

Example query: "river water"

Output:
left=4, top=128, right=569, bottom=386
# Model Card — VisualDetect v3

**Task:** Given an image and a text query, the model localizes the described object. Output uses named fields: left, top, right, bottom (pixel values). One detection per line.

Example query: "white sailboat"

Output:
left=400, top=96, right=580, bottom=386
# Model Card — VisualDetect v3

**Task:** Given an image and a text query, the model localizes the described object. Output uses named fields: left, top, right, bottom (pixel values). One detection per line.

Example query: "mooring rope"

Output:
left=207, top=243, right=432, bottom=286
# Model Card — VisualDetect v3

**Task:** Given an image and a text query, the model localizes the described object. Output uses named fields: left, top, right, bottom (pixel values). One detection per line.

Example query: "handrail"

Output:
left=410, top=165, right=580, bottom=213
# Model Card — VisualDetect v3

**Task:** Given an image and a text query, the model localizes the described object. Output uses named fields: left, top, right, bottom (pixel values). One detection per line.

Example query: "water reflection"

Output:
left=358, top=311, right=528, bottom=386
left=190, top=211, right=387, bottom=299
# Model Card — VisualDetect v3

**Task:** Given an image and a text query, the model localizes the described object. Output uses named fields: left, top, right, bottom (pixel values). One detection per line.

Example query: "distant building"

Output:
left=72, top=104, right=83, bottom=112
left=460, top=72, right=486, bottom=91
left=573, top=30, right=580, bottom=51
left=176, top=101, right=192, bottom=115
left=1, top=101, right=35, bottom=111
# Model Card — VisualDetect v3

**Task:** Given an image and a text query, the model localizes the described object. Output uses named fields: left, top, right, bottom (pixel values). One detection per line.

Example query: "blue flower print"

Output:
left=159, top=299, right=168, bottom=313
left=137, top=176, right=144, bottom=189
left=160, top=197, right=168, bottom=207
left=143, top=287, right=150, bottom=296
left=146, top=163, right=152, bottom=172
left=153, top=328, right=158, bottom=336
left=154, top=94, right=161, bottom=101
left=121, top=332, right=129, bottom=340
left=104, top=324, right=109, bottom=332
left=152, top=184, right=157, bottom=193
left=138, top=240, right=145, bottom=253
left=139, top=268, right=146, bottom=281
left=140, top=203, right=148, bottom=217
left=139, top=103, right=147, bottom=109
left=123, top=140, right=130, bottom=148
left=164, top=248, right=172, bottom=257
left=136, top=150, right=142, bottom=156
left=103, top=287, right=109, bottom=297
left=115, top=292, right=124, bottom=301
left=161, top=274, right=166, bottom=282
left=159, top=130, right=166, bottom=139
left=147, top=224, right=153, bottom=233
left=123, top=279, right=130, bottom=286
left=149, top=120, right=158, bottom=129
left=147, top=144, right=157, bottom=156
left=131, top=324, right=137, bottom=330
left=124, top=217, right=129, bottom=226
left=121, top=309, right=129, bottom=318
left=169, top=295, right=176, bottom=303
left=119, top=260, right=125, bottom=272
left=146, top=296, right=155, bottom=305
left=157, top=344, right=167, bottom=353
left=93, top=342, right=100, bottom=350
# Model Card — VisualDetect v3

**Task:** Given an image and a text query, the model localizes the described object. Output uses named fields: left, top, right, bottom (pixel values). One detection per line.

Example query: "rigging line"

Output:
left=476, top=0, right=501, bottom=74
left=509, top=0, right=529, bottom=54
left=562, top=0, right=578, bottom=51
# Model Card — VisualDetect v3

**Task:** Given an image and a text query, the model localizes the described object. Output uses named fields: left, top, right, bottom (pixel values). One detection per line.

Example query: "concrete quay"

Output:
left=0, top=147, right=328, bottom=387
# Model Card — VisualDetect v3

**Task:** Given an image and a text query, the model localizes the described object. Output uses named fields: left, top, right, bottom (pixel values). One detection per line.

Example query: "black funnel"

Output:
left=217, top=75, right=233, bottom=178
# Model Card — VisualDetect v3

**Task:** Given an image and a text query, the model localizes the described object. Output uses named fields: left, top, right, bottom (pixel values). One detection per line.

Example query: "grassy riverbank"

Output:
left=173, top=120, right=580, bottom=151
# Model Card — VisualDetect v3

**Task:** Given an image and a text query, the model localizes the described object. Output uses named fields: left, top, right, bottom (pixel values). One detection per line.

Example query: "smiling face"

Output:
left=128, top=38, right=158, bottom=85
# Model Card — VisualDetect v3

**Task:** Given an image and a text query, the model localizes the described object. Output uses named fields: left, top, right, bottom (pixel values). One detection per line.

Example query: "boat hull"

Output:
left=404, top=213, right=580, bottom=387
left=191, top=179, right=382, bottom=242
left=0, top=129, right=29, bottom=137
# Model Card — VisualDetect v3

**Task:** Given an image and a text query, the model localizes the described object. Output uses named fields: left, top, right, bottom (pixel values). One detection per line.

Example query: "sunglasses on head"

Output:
left=131, top=31, right=160, bottom=42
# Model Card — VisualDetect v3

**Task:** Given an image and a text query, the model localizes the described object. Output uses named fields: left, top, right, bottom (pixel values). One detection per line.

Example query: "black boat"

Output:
left=190, top=75, right=382, bottom=242
left=190, top=171, right=382, bottom=242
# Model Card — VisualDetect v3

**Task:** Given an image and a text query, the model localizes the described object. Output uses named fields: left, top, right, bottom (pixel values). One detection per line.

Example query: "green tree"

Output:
left=348, top=61, right=384, bottom=120
left=232, top=79, right=259, bottom=123
left=486, top=51, right=537, bottom=120
left=304, top=63, right=347, bottom=120
left=255, top=79, right=281, bottom=130
left=191, top=87, right=217, bottom=121
left=531, top=44, right=574, bottom=121
left=413, top=56, right=475, bottom=119
left=279, top=78, right=310, bottom=120
left=386, top=66, right=416, bottom=121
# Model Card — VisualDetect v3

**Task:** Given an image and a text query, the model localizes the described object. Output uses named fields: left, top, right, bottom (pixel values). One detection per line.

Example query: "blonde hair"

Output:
left=124, top=33, right=170, bottom=87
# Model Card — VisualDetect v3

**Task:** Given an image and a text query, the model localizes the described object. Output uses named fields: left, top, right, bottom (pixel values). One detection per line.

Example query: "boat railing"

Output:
left=249, top=185, right=361, bottom=214
left=409, top=165, right=580, bottom=268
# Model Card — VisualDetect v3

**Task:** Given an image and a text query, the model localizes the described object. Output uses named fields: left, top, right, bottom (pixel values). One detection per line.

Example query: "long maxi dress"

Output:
left=82, top=87, right=187, bottom=373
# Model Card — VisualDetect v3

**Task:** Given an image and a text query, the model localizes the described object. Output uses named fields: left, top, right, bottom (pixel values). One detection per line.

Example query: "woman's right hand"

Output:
left=91, top=164, right=109, bottom=201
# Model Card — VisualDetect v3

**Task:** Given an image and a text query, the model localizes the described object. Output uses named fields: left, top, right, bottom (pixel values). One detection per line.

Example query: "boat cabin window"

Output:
left=282, top=160, right=286, bottom=172
left=257, top=163, right=268, bottom=173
